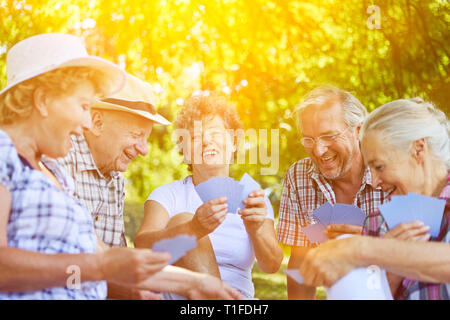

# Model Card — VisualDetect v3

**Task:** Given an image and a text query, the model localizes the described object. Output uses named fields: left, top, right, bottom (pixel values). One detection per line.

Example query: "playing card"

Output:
left=312, top=202, right=333, bottom=225
left=406, top=193, right=445, bottom=237
left=237, top=173, right=261, bottom=212
left=302, top=222, right=328, bottom=243
left=332, top=204, right=366, bottom=226
left=152, top=234, right=197, bottom=265
left=195, top=177, right=237, bottom=213
left=379, top=193, right=445, bottom=238
left=378, top=195, right=412, bottom=230
left=284, top=269, right=304, bottom=284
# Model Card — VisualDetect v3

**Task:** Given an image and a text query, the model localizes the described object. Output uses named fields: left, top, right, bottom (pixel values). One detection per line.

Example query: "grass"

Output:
left=124, top=201, right=327, bottom=300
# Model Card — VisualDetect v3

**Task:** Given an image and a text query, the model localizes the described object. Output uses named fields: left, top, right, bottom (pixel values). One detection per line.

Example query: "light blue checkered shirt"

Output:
left=0, top=130, right=107, bottom=299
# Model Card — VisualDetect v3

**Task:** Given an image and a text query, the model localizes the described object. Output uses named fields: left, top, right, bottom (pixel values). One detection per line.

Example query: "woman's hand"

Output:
left=99, top=247, right=170, bottom=286
left=299, top=236, right=361, bottom=288
left=384, top=221, right=431, bottom=242
left=238, top=189, right=267, bottom=234
left=191, top=197, right=228, bottom=238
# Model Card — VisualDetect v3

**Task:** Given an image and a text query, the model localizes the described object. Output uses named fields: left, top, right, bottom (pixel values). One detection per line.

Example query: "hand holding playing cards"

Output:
left=384, top=221, right=431, bottom=242
left=191, top=197, right=228, bottom=238
left=324, top=224, right=363, bottom=240
left=238, top=189, right=267, bottom=233
left=299, top=236, right=360, bottom=287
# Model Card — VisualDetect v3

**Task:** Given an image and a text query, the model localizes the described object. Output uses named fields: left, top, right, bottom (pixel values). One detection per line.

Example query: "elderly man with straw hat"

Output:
left=57, top=73, right=170, bottom=249
left=56, top=73, right=168, bottom=299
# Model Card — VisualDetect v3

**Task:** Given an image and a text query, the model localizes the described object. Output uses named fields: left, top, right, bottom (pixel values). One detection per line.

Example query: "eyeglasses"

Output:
left=300, top=127, right=353, bottom=149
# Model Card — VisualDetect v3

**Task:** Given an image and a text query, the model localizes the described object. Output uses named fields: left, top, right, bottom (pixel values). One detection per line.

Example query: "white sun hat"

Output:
left=0, top=33, right=126, bottom=97
left=92, top=73, right=171, bottom=125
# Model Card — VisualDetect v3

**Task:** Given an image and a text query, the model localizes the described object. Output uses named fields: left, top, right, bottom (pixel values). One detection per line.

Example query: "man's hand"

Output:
left=191, top=197, right=228, bottom=238
left=238, top=190, right=267, bottom=234
left=187, top=274, right=243, bottom=300
left=299, top=236, right=361, bottom=288
left=324, top=224, right=363, bottom=240
left=99, top=247, right=170, bottom=286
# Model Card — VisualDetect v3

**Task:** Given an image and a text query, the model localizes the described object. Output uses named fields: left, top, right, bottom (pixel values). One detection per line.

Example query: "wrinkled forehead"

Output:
left=102, top=109, right=154, bottom=132
left=361, top=130, right=393, bottom=164
left=301, top=101, right=347, bottom=134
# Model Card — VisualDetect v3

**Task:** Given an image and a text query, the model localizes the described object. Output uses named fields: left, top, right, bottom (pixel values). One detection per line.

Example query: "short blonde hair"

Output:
left=0, top=66, right=113, bottom=124
left=360, top=98, right=450, bottom=169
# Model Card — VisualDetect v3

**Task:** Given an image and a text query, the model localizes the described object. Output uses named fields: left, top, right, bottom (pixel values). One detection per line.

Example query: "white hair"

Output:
left=360, top=98, right=450, bottom=169
left=294, top=85, right=368, bottom=131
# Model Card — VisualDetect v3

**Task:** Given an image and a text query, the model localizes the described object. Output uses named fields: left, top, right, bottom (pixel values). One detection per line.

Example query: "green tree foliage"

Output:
left=1, top=0, right=449, bottom=216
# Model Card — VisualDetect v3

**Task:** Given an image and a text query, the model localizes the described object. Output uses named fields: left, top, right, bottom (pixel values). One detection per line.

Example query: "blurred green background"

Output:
left=2, top=0, right=449, bottom=299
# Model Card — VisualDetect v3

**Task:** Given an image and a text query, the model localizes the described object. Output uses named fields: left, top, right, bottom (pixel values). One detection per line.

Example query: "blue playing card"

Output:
left=379, top=193, right=445, bottom=237
left=284, top=269, right=304, bottom=284
left=194, top=176, right=235, bottom=203
left=237, top=173, right=261, bottom=211
left=302, top=221, right=328, bottom=243
left=407, top=193, right=443, bottom=237
left=194, top=173, right=264, bottom=214
left=152, top=234, right=197, bottom=265
left=195, top=176, right=239, bottom=213
left=312, top=202, right=333, bottom=225
left=332, top=204, right=366, bottom=226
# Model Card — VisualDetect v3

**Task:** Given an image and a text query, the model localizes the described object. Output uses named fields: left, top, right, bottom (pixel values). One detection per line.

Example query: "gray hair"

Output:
left=294, top=85, right=368, bottom=131
left=360, top=98, right=450, bottom=169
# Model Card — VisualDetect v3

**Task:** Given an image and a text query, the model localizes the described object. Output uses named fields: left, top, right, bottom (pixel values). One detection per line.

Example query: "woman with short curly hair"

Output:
left=135, top=91, right=283, bottom=299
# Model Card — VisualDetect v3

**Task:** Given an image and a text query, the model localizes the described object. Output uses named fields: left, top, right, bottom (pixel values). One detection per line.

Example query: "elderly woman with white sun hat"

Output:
left=0, top=33, right=172, bottom=299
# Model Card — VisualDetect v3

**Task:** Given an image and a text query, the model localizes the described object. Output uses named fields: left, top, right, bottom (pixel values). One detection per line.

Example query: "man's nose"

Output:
left=136, top=139, right=149, bottom=156
left=371, top=169, right=382, bottom=188
left=313, top=141, right=328, bottom=157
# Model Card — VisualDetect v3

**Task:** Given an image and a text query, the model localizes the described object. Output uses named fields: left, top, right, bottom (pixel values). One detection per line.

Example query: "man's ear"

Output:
left=89, top=110, right=105, bottom=136
left=32, top=87, right=49, bottom=117
left=411, top=138, right=427, bottom=164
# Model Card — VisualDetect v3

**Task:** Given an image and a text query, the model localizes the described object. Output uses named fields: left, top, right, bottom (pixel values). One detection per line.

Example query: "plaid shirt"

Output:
left=363, top=173, right=450, bottom=300
left=277, top=158, right=387, bottom=247
left=0, top=130, right=106, bottom=299
left=57, top=135, right=126, bottom=247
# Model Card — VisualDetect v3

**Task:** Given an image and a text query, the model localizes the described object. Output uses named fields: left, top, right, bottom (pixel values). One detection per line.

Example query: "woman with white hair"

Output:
left=299, top=97, right=449, bottom=300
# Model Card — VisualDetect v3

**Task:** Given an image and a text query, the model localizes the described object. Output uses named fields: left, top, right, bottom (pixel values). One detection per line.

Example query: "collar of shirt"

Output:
left=70, top=134, right=121, bottom=182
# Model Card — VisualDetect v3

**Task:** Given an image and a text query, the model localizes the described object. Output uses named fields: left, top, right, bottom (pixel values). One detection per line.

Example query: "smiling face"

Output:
left=40, top=81, right=95, bottom=158
left=189, top=115, right=236, bottom=171
left=88, top=110, right=153, bottom=175
left=301, top=101, right=360, bottom=180
left=361, top=131, right=425, bottom=196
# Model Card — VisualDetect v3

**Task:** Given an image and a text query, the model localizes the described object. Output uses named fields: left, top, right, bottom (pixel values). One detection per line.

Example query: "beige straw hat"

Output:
left=93, top=73, right=171, bottom=125
left=0, top=33, right=126, bottom=96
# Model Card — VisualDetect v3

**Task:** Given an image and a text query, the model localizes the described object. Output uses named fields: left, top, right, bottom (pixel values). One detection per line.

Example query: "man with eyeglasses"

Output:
left=277, top=85, right=388, bottom=300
